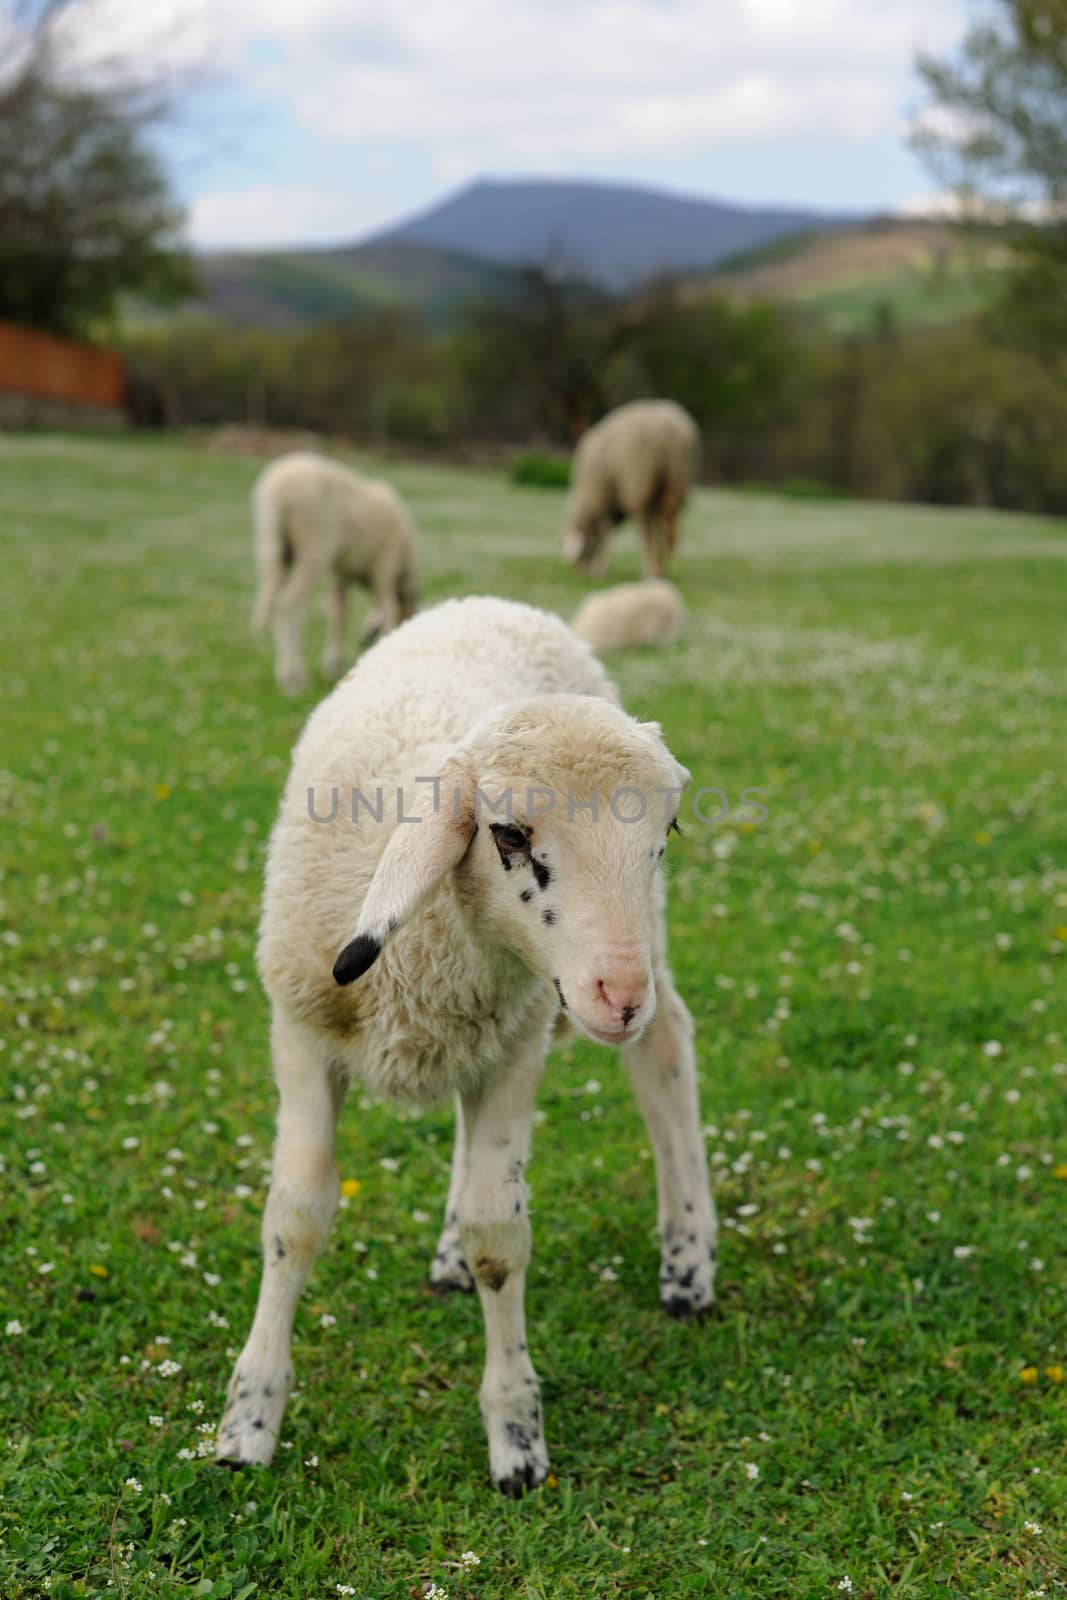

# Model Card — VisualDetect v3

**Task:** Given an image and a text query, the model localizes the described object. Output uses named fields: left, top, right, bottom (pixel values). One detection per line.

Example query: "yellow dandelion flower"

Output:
left=1019, top=1366, right=1039, bottom=1384
left=974, top=830, right=990, bottom=845
left=546, top=1473, right=559, bottom=1489
left=154, top=783, right=171, bottom=801
left=340, top=1178, right=362, bottom=1199
left=1045, top=1365, right=1064, bottom=1385
left=89, top=1264, right=109, bottom=1278
left=1054, top=927, right=1067, bottom=942
left=1053, top=1164, right=1067, bottom=1181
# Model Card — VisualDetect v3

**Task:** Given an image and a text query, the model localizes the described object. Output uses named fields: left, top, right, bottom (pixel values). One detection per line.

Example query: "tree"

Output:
left=914, top=0, right=1067, bottom=355
left=0, top=0, right=193, bottom=337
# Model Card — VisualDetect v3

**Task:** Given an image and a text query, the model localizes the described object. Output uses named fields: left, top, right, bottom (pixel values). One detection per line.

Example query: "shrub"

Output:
left=510, top=452, right=572, bottom=489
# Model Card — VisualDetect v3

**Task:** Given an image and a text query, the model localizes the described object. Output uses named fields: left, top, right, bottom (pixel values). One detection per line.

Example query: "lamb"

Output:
left=217, top=595, right=717, bottom=1496
left=562, top=399, right=699, bottom=579
left=572, top=577, right=688, bottom=653
left=251, top=451, right=418, bottom=696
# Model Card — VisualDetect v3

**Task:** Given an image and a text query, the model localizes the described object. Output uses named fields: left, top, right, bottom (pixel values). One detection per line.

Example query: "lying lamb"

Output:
left=251, top=451, right=418, bottom=696
left=217, top=595, right=717, bottom=1495
left=572, top=577, right=688, bottom=653
left=563, top=399, right=699, bottom=579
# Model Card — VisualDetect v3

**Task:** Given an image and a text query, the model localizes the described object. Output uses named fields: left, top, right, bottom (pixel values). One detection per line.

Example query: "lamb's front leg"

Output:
left=622, top=975, right=717, bottom=1317
left=217, top=1012, right=341, bottom=1465
left=430, top=1095, right=474, bottom=1294
left=458, top=1047, right=547, bottom=1496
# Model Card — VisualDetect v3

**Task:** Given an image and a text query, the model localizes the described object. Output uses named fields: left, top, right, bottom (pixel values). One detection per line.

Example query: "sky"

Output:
left=49, top=0, right=972, bottom=250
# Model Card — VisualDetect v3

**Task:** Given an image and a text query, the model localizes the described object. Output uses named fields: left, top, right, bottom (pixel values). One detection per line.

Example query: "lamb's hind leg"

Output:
left=430, top=1095, right=474, bottom=1294
left=217, top=1011, right=341, bottom=1465
left=622, top=972, right=717, bottom=1317
left=458, top=1043, right=548, bottom=1496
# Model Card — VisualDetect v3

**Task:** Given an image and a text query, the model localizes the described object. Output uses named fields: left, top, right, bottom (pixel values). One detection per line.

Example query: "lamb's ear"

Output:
left=333, top=761, right=476, bottom=986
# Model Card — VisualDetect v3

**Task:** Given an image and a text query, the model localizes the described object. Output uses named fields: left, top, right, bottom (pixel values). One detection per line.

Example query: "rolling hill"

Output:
left=691, top=218, right=1006, bottom=333
left=182, top=239, right=516, bottom=331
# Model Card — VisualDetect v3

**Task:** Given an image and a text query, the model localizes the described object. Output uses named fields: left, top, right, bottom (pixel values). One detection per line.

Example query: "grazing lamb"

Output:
left=251, top=451, right=418, bottom=696
left=217, top=596, right=717, bottom=1496
left=563, top=399, right=699, bottom=579
left=572, top=577, right=688, bottom=653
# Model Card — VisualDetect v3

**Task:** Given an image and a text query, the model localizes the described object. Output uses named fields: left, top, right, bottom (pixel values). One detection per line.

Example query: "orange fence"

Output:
left=0, top=321, right=125, bottom=410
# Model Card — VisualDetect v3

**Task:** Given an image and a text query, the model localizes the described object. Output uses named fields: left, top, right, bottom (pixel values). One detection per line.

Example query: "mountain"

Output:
left=369, top=177, right=859, bottom=291
left=182, top=240, right=517, bottom=331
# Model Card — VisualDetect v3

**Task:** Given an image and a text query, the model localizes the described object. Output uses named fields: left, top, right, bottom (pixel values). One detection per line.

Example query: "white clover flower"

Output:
left=459, top=1551, right=481, bottom=1572
left=743, top=1461, right=759, bottom=1481
left=148, top=1415, right=164, bottom=1428
left=320, top=1313, right=337, bottom=1328
left=5, top=1320, right=24, bottom=1336
left=125, top=1477, right=143, bottom=1494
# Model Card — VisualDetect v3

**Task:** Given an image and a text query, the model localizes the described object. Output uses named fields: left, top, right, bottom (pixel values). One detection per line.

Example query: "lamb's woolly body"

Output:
left=251, top=451, right=418, bottom=695
left=260, top=598, right=615, bottom=1103
left=565, top=399, right=699, bottom=578
left=572, top=578, right=688, bottom=652
left=221, top=595, right=718, bottom=1496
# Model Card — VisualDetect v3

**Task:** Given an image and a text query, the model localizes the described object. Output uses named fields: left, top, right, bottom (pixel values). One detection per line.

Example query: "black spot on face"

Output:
left=531, top=856, right=551, bottom=891
left=552, top=977, right=567, bottom=1011
left=520, top=887, right=534, bottom=903
left=542, top=908, right=556, bottom=926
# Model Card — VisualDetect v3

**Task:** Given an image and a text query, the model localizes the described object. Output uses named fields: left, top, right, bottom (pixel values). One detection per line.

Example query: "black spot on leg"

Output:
left=542, top=908, right=556, bottom=926
left=253, top=1418, right=265, bottom=1430
left=552, top=977, right=567, bottom=1011
left=274, top=1234, right=286, bottom=1260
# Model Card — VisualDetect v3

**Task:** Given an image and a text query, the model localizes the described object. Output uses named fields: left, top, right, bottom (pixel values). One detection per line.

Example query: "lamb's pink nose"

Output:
left=594, top=975, right=648, bottom=1029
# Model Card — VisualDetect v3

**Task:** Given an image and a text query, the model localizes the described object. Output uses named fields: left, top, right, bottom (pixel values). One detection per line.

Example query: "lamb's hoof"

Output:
left=488, top=1414, right=548, bottom=1498
left=496, top=1460, right=546, bottom=1498
left=276, top=667, right=311, bottom=697
left=216, top=1363, right=290, bottom=1467
left=430, top=1273, right=475, bottom=1297
left=430, top=1232, right=474, bottom=1295
left=662, top=1292, right=715, bottom=1322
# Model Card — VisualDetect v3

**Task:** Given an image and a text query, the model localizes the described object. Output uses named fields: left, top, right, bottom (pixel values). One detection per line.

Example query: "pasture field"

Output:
left=1, top=433, right=1065, bottom=1600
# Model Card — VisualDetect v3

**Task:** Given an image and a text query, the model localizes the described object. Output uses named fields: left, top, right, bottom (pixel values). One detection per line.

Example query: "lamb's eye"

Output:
left=490, top=823, right=530, bottom=863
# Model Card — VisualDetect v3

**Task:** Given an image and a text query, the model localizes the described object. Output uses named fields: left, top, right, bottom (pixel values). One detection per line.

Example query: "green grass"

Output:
left=1, top=435, right=1065, bottom=1600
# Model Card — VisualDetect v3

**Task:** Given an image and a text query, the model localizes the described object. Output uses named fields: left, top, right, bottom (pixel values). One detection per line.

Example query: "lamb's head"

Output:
left=333, top=695, right=690, bottom=1046
left=562, top=486, right=611, bottom=576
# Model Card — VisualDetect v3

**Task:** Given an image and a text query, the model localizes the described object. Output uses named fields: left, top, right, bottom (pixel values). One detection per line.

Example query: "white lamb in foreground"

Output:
left=217, top=596, right=717, bottom=1496
left=251, top=451, right=418, bottom=696
left=563, top=399, right=699, bottom=579
left=572, top=577, right=688, bottom=653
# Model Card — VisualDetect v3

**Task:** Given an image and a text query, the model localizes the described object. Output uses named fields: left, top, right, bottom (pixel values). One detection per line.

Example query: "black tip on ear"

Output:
left=333, top=934, right=382, bottom=986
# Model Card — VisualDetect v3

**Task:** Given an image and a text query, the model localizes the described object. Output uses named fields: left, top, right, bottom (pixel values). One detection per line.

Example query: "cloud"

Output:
left=48, top=0, right=972, bottom=244
left=187, top=184, right=385, bottom=249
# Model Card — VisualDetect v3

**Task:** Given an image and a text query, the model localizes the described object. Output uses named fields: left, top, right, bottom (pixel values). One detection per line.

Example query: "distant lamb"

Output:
left=217, top=596, right=717, bottom=1496
left=572, top=577, right=688, bottom=653
left=251, top=451, right=418, bottom=695
left=563, top=399, right=699, bottom=578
